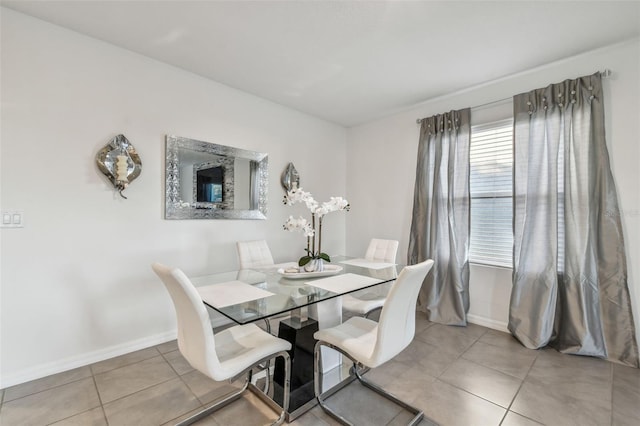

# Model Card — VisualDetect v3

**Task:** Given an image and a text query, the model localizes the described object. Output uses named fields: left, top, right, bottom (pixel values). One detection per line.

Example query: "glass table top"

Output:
left=189, top=256, right=400, bottom=324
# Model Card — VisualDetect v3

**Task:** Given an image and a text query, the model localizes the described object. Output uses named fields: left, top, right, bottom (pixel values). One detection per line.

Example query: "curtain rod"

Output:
left=416, top=69, right=612, bottom=124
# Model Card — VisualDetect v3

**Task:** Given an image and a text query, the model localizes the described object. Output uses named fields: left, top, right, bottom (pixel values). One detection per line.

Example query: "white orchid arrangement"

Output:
left=283, top=187, right=350, bottom=267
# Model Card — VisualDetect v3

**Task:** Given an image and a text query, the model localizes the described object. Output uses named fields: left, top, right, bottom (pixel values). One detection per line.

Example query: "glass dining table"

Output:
left=188, top=255, right=400, bottom=422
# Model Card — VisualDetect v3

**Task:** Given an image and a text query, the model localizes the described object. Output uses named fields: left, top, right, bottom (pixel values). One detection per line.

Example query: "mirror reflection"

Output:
left=165, top=135, right=268, bottom=220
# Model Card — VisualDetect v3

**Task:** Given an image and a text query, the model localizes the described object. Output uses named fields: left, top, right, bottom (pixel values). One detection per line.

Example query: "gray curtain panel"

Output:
left=510, top=72, right=639, bottom=367
left=408, top=108, right=470, bottom=326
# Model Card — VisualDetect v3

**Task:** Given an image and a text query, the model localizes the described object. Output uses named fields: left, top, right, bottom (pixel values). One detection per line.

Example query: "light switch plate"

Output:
left=1, top=210, right=24, bottom=228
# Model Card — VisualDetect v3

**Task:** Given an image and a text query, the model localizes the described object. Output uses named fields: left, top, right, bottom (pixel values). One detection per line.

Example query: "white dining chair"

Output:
left=151, top=262, right=292, bottom=426
left=236, top=239, right=276, bottom=269
left=342, top=238, right=399, bottom=318
left=236, top=240, right=296, bottom=335
left=313, top=259, right=434, bottom=426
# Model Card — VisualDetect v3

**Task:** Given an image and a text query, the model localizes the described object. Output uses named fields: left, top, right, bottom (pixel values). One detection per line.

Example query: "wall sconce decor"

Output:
left=281, top=162, right=300, bottom=192
left=96, top=134, right=142, bottom=199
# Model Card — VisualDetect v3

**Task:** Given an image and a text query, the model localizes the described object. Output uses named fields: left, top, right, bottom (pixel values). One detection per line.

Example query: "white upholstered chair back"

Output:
left=151, top=263, right=223, bottom=379
left=236, top=240, right=275, bottom=269
left=370, top=259, right=434, bottom=366
left=364, top=239, right=399, bottom=263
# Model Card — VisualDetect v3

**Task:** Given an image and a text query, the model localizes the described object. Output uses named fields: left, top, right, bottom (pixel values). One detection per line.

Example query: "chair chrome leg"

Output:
left=257, top=359, right=271, bottom=395
left=272, top=351, right=290, bottom=426
left=263, top=318, right=271, bottom=334
left=175, top=376, right=249, bottom=426
left=353, top=367, right=424, bottom=425
left=314, top=341, right=353, bottom=425
left=243, top=317, right=270, bottom=396
left=363, top=306, right=382, bottom=320
left=314, top=341, right=425, bottom=426
left=175, top=351, right=290, bottom=426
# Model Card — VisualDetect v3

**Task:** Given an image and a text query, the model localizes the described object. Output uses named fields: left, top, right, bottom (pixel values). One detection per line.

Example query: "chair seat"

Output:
left=341, top=293, right=385, bottom=315
left=314, top=316, right=380, bottom=368
left=214, top=323, right=291, bottom=381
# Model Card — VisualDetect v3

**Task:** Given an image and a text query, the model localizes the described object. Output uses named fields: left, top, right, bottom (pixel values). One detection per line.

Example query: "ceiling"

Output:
left=2, top=1, right=639, bottom=127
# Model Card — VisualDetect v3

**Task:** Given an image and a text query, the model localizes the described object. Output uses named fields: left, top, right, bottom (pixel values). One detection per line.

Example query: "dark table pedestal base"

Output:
left=273, top=317, right=319, bottom=418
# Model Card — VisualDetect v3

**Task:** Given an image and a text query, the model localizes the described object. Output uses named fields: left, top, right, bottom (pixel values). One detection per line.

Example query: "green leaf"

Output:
left=298, top=256, right=312, bottom=267
left=319, top=253, right=331, bottom=262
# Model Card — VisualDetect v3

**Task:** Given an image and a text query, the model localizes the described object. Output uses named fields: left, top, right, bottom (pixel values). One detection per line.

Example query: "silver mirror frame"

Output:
left=165, top=135, right=268, bottom=220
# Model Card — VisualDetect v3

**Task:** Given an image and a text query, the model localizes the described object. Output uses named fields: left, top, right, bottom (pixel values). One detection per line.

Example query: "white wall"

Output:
left=346, top=39, right=640, bottom=339
left=0, top=9, right=347, bottom=387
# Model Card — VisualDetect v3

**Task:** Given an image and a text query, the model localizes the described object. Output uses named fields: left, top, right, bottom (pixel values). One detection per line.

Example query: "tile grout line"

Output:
left=157, top=348, right=207, bottom=425
left=90, top=347, right=163, bottom=376
left=459, top=348, right=535, bottom=382
left=169, top=364, right=211, bottom=423
left=427, top=376, right=506, bottom=426
left=497, top=348, right=542, bottom=426
left=35, top=375, right=105, bottom=426
left=90, top=370, right=109, bottom=426
left=159, top=349, right=184, bottom=377
left=44, top=407, right=103, bottom=426
left=464, top=329, right=544, bottom=381
left=94, top=349, right=190, bottom=423
left=425, top=327, right=513, bottom=424
left=609, top=362, right=614, bottom=426
left=438, top=328, right=536, bottom=425
left=100, top=374, right=183, bottom=406
left=1, top=373, right=92, bottom=405
left=437, top=327, right=487, bottom=379
left=454, top=354, right=526, bottom=384
left=107, top=370, right=205, bottom=426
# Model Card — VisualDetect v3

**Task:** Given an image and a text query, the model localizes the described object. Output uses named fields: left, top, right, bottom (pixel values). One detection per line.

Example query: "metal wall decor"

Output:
left=96, top=134, right=142, bottom=199
left=281, top=162, right=300, bottom=192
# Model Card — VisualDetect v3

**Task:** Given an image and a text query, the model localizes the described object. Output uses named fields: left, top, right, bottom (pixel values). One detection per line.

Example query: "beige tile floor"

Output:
left=1, top=314, right=639, bottom=426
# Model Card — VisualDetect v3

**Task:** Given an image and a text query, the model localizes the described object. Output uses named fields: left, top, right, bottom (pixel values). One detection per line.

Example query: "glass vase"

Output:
left=304, top=258, right=325, bottom=273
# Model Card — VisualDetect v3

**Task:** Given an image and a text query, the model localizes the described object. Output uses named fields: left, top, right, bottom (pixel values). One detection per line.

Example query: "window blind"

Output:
left=470, top=119, right=513, bottom=268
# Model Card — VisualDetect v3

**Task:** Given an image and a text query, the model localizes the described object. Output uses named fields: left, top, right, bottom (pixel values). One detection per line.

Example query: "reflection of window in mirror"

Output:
left=197, top=166, right=223, bottom=203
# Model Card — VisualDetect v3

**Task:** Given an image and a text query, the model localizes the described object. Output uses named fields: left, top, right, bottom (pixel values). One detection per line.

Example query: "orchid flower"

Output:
left=283, top=188, right=350, bottom=267
left=316, top=197, right=350, bottom=217
left=283, top=215, right=314, bottom=238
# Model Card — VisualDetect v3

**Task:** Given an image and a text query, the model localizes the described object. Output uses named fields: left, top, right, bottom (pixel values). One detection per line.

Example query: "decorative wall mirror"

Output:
left=165, top=135, right=268, bottom=220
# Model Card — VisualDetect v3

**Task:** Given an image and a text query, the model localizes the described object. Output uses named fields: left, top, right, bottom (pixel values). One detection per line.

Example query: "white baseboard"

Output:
left=2, top=314, right=510, bottom=389
left=467, top=313, right=509, bottom=333
left=0, top=330, right=177, bottom=389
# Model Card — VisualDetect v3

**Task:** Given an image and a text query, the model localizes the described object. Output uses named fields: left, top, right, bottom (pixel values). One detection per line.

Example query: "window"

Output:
left=469, top=119, right=513, bottom=268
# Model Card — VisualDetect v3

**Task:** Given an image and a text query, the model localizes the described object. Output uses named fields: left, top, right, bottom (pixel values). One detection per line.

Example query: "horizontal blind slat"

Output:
left=469, top=119, right=513, bottom=268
